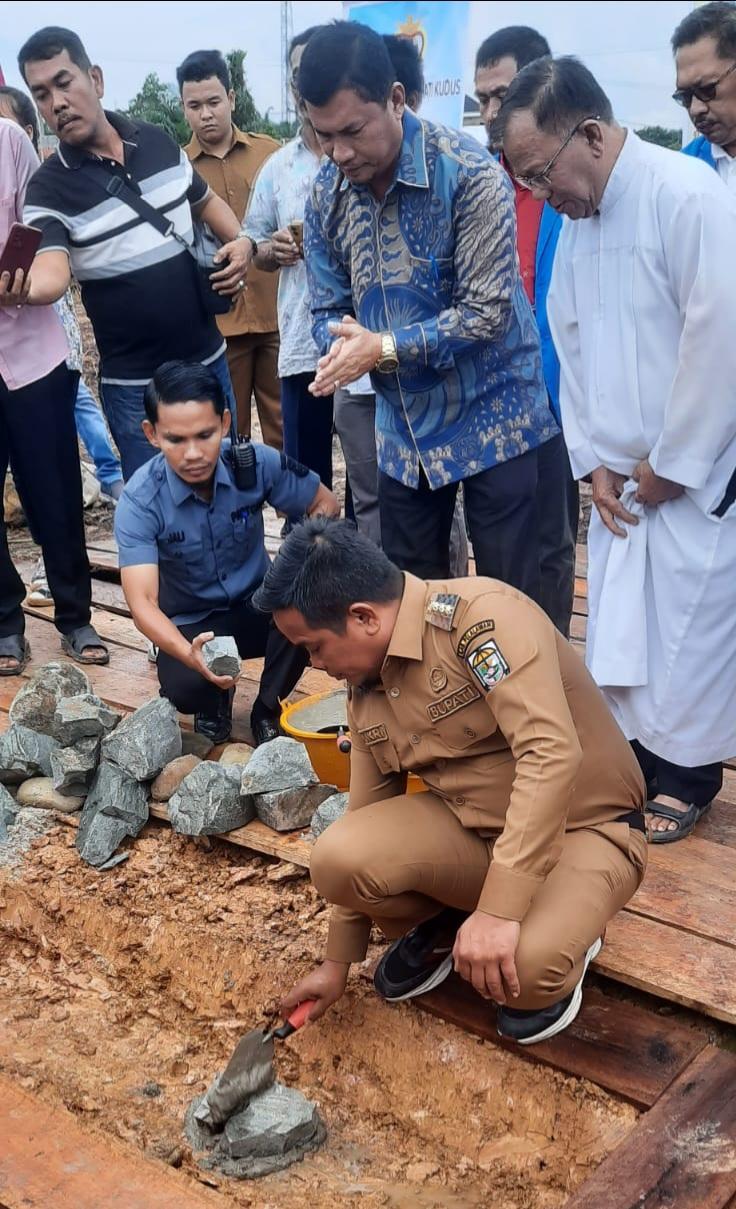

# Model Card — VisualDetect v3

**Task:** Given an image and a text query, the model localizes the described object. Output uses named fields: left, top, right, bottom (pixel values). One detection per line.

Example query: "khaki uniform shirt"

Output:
left=184, top=126, right=279, bottom=338
left=329, top=573, right=646, bottom=961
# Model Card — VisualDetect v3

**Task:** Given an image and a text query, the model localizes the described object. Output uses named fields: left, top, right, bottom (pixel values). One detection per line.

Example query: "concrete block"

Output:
left=168, top=763, right=255, bottom=835
left=75, top=761, right=149, bottom=867
left=254, top=782, right=337, bottom=832
left=102, top=698, right=181, bottom=781
left=202, top=636, right=241, bottom=679
left=240, top=737, right=317, bottom=796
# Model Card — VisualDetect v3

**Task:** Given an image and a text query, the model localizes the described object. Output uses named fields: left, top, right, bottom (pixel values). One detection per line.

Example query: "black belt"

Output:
left=617, top=809, right=646, bottom=834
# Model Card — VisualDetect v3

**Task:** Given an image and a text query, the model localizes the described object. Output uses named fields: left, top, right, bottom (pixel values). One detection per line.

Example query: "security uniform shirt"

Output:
left=329, top=573, right=646, bottom=963
left=114, top=444, right=318, bottom=625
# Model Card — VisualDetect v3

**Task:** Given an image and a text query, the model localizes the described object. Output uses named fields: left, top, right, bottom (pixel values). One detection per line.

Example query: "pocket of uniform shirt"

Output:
left=430, top=700, right=499, bottom=752
left=370, top=738, right=402, bottom=775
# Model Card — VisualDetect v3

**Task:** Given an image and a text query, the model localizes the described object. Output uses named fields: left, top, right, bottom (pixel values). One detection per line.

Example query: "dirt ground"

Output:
left=0, top=819, right=637, bottom=1208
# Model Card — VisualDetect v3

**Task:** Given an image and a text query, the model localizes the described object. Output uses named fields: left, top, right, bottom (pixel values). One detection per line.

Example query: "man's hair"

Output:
left=143, top=360, right=226, bottom=424
left=18, top=26, right=91, bottom=82
left=671, top=1, right=736, bottom=58
left=253, top=518, right=404, bottom=631
left=298, top=22, right=395, bottom=107
left=495, top=55, right=614, bottom=140
left=383, top=34, right=424, bottom=102
left=475, top=25, right=551, bottom=73
left=288, top=24, right=321, bottom=65
left=176, top=50, right=230, bottom=95
left=0, top=87, right=39, bottom=151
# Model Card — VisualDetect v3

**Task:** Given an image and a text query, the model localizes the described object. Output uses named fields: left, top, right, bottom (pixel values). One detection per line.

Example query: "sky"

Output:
left=2, top=0, right=694, bottom=134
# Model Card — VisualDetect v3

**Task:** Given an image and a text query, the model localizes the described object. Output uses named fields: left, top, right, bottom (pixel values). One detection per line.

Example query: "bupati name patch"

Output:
left=456, top=619, right=495, bottom=659
left=427, top=683, right=481, bottom=722
left=358, top=723, right=390, bottom=745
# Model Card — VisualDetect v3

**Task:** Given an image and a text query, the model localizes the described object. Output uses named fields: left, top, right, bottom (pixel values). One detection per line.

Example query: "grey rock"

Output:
left=50, top=736, right=100, bottom=796
left=168, top=763, right=255, bottom=836
left=202, top=636, right=241, bottom=679
left=102, top=698, right=181, bottom=781
left=54, top=693, right=121, bottom=744
left=0, top=724, right=59, bottom=784
left=0, top=806, right=55, bottom=870
left=15, top=777, right=84, bottom=813
left=0, top=783, right=17, bottom=840
left=181, top=730, right=214, bottom=759
left=75, top=761, right=149, bottom=867
left=240, top=737, right=317, bottom=797
left=255, top=782, right=338, bottom=832
left=310, top=791, right=349, bottom=838
left=184, top=1081, right=326, bottom=1180
left=9, top=661, right=90, bottom=736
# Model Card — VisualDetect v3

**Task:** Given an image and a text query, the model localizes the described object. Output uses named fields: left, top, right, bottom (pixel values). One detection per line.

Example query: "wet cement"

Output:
left=287, top=690, right=348, bottom=735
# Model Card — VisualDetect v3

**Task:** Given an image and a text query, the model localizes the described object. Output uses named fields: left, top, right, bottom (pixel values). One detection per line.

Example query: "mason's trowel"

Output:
left=194, top=1000, right=316, bottom=1129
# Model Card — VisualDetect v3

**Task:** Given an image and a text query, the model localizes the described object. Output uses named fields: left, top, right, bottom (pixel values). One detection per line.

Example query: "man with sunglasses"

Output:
left=673, top=1, right=736, bottom=193
left=498, top=56, right=736, bottom=845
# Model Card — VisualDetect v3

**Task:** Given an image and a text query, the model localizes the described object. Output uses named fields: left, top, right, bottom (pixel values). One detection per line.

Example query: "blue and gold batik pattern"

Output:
left=304, top=109, right=557, bottom=489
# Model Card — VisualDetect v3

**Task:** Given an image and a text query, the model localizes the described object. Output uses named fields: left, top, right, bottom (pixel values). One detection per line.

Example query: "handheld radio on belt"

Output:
left=230, top=432, right=257, bottom=491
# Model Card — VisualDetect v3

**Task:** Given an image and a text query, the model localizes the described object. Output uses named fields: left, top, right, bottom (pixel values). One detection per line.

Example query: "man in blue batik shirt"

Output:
left=299, top=22, right=557, bottom=599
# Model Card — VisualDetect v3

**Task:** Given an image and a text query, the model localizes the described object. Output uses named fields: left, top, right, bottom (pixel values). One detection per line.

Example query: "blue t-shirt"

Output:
left=115, top=443, right=319, bottom=624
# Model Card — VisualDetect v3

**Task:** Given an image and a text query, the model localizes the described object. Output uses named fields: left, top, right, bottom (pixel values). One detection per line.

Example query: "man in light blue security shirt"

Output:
left=673, top=2, right=736, bottom=196
left=114, top=359, right=338, bottom=745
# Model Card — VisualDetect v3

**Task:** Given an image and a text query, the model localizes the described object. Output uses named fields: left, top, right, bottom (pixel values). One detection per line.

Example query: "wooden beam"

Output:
left=0, top=1077, right=215, bottom=1209
left=566, top=1045, right=736, bottom=1208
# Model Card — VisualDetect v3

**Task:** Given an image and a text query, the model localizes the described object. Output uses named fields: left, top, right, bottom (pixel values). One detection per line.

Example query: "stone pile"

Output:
left=241, top=737, right=337, bottom=831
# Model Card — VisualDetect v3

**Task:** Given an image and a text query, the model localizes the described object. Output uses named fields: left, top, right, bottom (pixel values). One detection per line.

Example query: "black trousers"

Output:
left=537, top=434, right=579, bottom=638
left=280, top=372, right=334, bottom=490
left=378, top=445, right=541, bottom=602
left=631, top=740, right=723, bottom=809
left=0, top=362, right=92, bottom=638
left=157, top=599, right=308, bottom=723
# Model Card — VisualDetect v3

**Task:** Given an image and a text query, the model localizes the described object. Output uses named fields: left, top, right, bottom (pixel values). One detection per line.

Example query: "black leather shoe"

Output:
left=373, top=907, right=468, bottom=1002
left=251, top=714, right=281, bottom=746
left=194, top=688, right=234, bottom=745
left=497, top=937, right=602, bottom=1045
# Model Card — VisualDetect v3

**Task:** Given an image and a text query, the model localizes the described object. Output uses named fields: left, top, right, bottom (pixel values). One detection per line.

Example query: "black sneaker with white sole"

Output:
left=373, top=907, right=468, bottom=1002
left=496, top=936, right=603, bottom=1045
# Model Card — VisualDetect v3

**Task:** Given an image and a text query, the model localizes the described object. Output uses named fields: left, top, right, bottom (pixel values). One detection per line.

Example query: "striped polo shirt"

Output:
left=24, top=111, right=224, bottom=384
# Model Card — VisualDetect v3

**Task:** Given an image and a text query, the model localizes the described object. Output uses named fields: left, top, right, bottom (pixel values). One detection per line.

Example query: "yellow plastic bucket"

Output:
left=280, top=689, right=424, bottom=793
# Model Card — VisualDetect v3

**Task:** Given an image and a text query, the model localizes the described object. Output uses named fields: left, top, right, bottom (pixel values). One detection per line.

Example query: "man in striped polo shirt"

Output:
left=7, top=27, right=252, bottom=480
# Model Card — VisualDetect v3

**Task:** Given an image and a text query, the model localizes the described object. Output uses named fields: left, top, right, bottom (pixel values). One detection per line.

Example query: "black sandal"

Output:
left=645, top=799, right=711, bottom=844
left=60, top=624, right=109, bottom=666
left=0, top=634, right=30, bottom=677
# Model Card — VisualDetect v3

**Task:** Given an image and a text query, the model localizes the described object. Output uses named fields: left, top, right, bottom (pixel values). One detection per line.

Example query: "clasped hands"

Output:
left=592, top=460, right=685, bottom=538
left=309, top=315, right=382, bottom=397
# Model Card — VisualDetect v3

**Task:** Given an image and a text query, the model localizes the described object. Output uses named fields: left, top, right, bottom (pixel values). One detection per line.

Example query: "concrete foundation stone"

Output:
left=254, top=782, right=337, bottom=832
left=102, top=698, right=181, bottom=781
left=168, top=763, right=255, bottom=835
left=240, top=737, right=317, bottom=797
left=75, top=761, right=149, bottom=866
left=9, top=662, right=90, bottom=736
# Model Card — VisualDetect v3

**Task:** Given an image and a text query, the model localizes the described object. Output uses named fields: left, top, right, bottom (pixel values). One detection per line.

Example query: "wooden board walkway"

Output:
left=4, top=538, right=736, bottom=1030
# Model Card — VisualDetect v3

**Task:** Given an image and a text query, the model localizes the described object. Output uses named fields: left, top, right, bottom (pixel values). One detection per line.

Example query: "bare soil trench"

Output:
left=0, top=820, right=636, bottom=1208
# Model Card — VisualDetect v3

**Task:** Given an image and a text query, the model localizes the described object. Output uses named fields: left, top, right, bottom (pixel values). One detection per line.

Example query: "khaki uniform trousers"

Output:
left=226, top=331, right=282, bottom=449
left=311, top=791, right=647, bottom=1011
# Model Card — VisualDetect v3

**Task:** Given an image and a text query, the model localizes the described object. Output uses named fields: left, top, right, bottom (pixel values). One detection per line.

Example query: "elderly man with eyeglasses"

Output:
left=673, top=1, right=736, bottom=194
left=498, top=55, right=736, bottom=847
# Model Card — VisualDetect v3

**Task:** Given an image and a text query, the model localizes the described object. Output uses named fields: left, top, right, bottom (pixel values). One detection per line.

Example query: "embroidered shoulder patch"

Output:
left=358, top=723, right=389, bottom=746
left=466, top=640, right=510, bottom=691
left=425, top=593, right=461, bottom=630
left=456, top=619, right=495, bottom=659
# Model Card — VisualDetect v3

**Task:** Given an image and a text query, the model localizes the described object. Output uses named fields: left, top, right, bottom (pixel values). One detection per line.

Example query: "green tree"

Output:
left=124, top=72, right=189, bottom=144
left=226, top=48, right=296, bottom=140
left=636, top=125, right=682, bottom=151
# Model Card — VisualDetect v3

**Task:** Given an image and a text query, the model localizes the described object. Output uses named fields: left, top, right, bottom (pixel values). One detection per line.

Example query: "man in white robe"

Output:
left=497, top=55, right=736, bottom=842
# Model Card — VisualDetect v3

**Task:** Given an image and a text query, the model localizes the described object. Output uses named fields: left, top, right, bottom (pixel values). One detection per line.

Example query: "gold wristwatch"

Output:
left=374, top=331, right=399, bottom=373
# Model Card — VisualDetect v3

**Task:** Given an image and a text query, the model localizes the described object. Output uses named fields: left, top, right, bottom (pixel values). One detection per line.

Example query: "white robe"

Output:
left=548, top=131, right=736, bottom=766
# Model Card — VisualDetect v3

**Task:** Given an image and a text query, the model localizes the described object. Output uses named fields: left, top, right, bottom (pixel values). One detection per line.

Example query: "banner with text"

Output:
left=345, top=0, right=470, bottom=129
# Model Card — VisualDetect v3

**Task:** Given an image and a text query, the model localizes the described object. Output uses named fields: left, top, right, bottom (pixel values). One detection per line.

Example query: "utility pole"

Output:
left=280, top=0, right=294, bottom=126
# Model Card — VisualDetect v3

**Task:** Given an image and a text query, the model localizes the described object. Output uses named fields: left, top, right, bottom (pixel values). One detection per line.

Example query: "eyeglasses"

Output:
left=514, top=115, right=599, bottom=192
left=672, top=60, right=736, bottom=108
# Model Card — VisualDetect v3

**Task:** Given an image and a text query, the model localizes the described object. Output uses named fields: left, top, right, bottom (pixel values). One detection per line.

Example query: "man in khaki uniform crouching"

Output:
left=254, top=518, right=647, bottom=1045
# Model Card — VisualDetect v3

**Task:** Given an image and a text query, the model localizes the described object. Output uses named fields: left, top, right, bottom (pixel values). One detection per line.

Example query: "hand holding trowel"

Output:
left=194, top=1000, right=316, bottom=1129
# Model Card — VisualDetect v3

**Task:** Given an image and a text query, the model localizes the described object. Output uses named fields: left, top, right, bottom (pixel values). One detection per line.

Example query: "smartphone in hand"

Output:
left=0, top=223, right=42, bottom=279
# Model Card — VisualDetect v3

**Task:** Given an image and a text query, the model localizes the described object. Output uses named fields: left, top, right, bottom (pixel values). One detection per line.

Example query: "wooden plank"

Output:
left=566, top=1045, right=736, bottom=1209
left=401, top=972, right=707, bottom=1109
left=596, top=911, right=736, bottom=1025
left=0, top=1077, right=215, bottom=1209
left=147, top=801, right=313, bottom=865
left=626, top=835, right=736, bottom=947
left=696, top=796, right=736, bottom=849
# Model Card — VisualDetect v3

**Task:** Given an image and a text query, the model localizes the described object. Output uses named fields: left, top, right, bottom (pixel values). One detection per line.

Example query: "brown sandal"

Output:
left=60, top=625, right=109, bottom=666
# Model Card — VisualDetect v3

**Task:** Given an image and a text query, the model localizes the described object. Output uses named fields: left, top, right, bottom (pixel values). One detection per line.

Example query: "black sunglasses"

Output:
left=672, top=60, right=736, bottom=108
